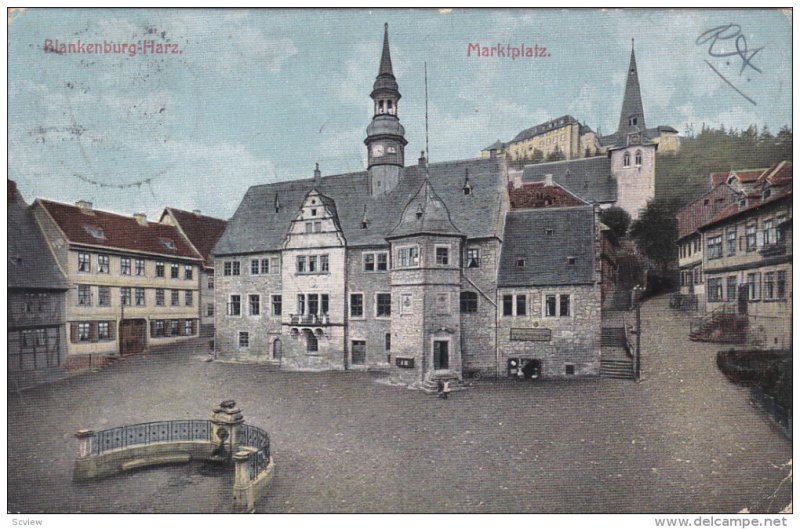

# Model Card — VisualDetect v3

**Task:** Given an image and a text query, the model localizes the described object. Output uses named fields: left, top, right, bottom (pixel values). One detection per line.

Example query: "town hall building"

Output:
left=212, top=24, right=611, bottom=387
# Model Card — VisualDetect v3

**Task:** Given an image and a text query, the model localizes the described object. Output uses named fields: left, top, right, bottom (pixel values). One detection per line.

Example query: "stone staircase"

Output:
left=601, top=326, right=627, bottom=347
left=689, top=305, right=747, bottom=343
left=418, top=371, right=469, bottom=394
left=600, top=358, right=635, bottom=380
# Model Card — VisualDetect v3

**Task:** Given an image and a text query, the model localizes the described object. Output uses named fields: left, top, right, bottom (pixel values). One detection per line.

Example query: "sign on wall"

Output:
left=510, top=328, right=552, bottom=342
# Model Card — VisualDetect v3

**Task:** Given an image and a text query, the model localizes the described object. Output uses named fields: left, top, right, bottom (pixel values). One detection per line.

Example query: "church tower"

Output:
left=365, top=23, right=407, bottom=197
left=617, top=39, right=646, bottom=137
left=609, top=39, right=656, bottom=220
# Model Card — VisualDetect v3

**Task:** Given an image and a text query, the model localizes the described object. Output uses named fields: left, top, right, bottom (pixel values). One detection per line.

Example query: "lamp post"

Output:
left=633, top=285, right=642, bottom=382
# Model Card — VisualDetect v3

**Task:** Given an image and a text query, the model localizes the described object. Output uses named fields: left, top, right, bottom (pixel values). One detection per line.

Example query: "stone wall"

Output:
left=344, top=246, right=392, bottom=369
left=496, top=284, right=601, bottom=378
left=460, top=238, right=501, bottom=377
left=214, top=252, right=283, bottom=361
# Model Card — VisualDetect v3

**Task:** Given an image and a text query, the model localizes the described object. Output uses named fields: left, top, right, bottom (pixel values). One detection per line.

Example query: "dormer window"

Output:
left=628, top=116, right=638, bottom=126
left=311, top=208, right=317, bottom=217
left=516, top=257, right=526, bottom=268
left=545, top=228, right=554, bottom=236
left=83, top=226, right=105, bottom=240
left=567, top=257, right=576, bottom=265
left=159, top=238, right=176, bottom=251
left=416, top=205, right=424, bottom=219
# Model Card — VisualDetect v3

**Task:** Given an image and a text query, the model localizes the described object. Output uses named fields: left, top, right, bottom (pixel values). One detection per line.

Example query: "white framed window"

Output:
left=435, top=245, right=450, bottom=266
left=249, top=294, right=260, bottom=316
left=397, top=246, right=419, bottom=268
left=543, top=293, right=572, bottom=317
left=228, top=294, right=241, bottom=316
left=350, top=293, right=364, bottom=318
left=376, top=293, right=391, bottom=318
left=97, top=254, right=110, bottom=274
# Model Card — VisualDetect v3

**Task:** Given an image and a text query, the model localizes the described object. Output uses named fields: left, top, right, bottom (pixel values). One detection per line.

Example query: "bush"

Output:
left=716, top=349, right=791, bottom=388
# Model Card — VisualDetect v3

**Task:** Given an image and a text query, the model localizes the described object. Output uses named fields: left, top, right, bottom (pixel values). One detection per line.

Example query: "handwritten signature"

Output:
left=696, top=24, right=764, bottom=106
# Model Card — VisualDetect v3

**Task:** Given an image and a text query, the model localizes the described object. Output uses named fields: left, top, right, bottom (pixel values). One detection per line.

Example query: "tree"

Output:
left=599, top=206, right=631, bottom=243
left=629, top=198, right=682, bottom=274
left=530, top=148, right=544, bottom=164
left=546, top=146, right=565, bottom=162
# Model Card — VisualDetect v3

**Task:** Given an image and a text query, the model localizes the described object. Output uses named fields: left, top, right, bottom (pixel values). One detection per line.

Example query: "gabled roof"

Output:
left=710, top=168, right=767, bottom=188
left=498, top=206, right=596, bottom=287
left=37, top=199, right=201, bottom=260
left=8, top=181, right=68, bottom=290
left=675, top=184, right=739, bottom=241
left=213, top=157, right=507, bottom=256
left=388, top=177, right=462, bottom=239
left=756, top=160, right=792, bottom=187
left=161, top=207, right=227, bottom=265
left=507, top=181, right=588, bottom=209
left=521, top=156, right=617, bottom=205
left=700, top=185, right=792, bottom=231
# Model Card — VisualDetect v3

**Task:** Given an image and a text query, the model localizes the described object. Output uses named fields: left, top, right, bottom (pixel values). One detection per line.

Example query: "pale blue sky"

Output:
left=8, top=8, right=792, bottom=220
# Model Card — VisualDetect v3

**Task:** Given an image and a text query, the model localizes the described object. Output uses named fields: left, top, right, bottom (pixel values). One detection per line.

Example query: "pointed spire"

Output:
left=617, top=37, right=646, bottom=135
left=379, top=22, right=394, bottom=77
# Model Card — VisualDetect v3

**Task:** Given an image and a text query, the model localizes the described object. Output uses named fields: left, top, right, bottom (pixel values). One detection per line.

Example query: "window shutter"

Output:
left=108, top=321, right=116, bottom=339
left=70, top=323, right=77, bottom=343
left=89, top=322, right=97, bottom=343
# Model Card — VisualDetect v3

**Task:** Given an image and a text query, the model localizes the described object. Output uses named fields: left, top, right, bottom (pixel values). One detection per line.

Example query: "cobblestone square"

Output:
left=7, top=296, right=791, bottom=513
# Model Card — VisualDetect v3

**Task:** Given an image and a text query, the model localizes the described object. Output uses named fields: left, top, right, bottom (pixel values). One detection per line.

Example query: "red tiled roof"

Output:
left=675, top=184, right=739, bottom=240
left=757, top=161, right=793, bottom=186
left=37, top=199, right=201, bottom=260
left=507, top=181, right=586, bottom=209
left=701, top=186, right=793, bottom=229
left=163, top=207, right=227, bottom=264
left=710, top=168, right=768, bottom=188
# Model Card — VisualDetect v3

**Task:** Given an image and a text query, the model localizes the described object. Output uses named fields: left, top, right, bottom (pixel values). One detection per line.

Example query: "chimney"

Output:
left=192, top=209, right=202, bottom=216
left=133, top=212, right=147, bottom=226
left=75, top=200, right=93, bottom=210
left=418, top=150, right=427, bottom=168
left=544, top=174, right=554, bottom=187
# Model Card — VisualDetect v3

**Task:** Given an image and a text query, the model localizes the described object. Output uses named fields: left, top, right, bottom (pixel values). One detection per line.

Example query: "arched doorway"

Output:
left=303, top=329, right=318, bottom=353
left=272, top=338, right=282, bottom=360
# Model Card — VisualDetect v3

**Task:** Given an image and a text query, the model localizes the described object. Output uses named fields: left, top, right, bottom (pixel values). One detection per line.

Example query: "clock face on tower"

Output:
left=371, top=144, right=384, bottom=157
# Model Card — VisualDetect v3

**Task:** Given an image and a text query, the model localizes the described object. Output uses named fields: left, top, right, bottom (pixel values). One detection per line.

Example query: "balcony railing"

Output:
left=289, top=313, right=330, bottom=326
left=759, top=241, right=787, bottom=257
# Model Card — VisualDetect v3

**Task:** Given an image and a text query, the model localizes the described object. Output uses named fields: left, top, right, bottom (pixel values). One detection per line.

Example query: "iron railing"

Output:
left=689, top=303, right=736, bottom=335
left=289, top=313, right=329, bottom=325
left=91, top=420, right=212, bottom=456
left=239, top=423, right=271, bottom=481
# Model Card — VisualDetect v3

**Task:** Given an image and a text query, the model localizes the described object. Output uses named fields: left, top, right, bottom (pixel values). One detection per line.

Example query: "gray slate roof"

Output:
left=388, top=177, right=463, bottom=239
left=8, top=181, right=68, bottom=290
left=498, top=206, right=596, bottom=287
left=213, top=157, right=506, bottom=256
left=521, top=156, right=617, bottom=205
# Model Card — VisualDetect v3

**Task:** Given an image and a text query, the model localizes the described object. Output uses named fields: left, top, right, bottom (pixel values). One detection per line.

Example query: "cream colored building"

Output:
left=32, top=199, right=203, bottom=366
left=698, top=165, right=792, bottom=349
